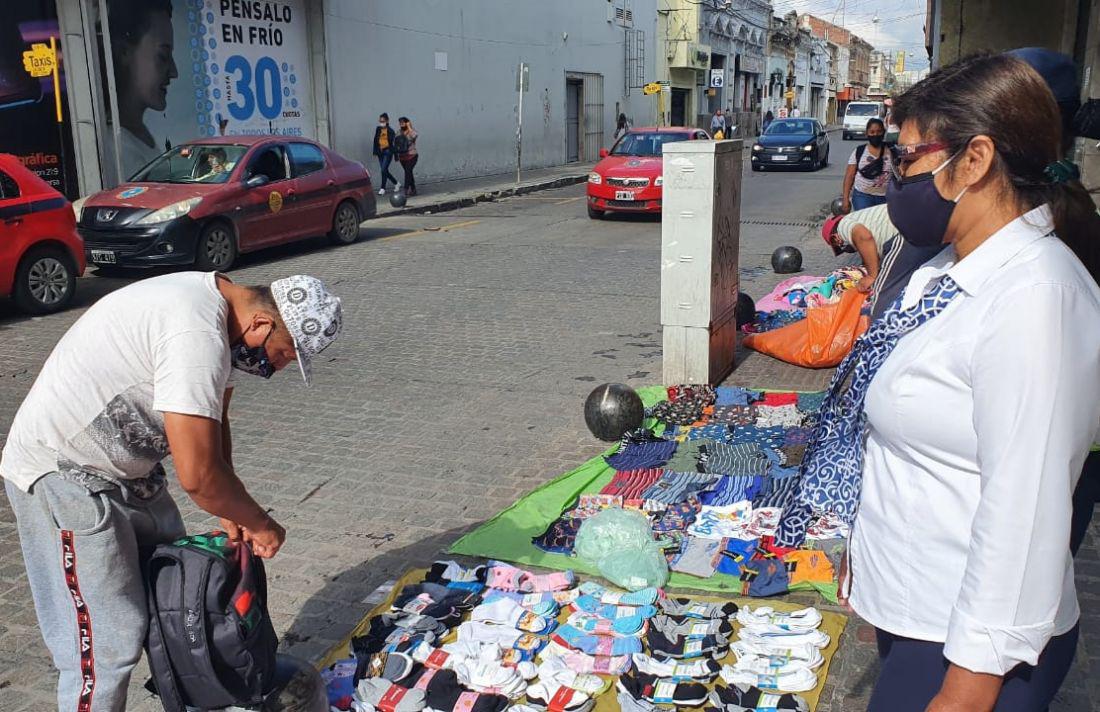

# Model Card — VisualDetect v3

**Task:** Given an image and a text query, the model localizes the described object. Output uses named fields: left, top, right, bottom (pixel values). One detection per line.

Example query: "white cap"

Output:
left=270, top=275, right=343, bottom=386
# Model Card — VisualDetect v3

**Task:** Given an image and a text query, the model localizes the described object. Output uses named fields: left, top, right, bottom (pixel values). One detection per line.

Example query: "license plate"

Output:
left=771, top=155, right=789, bottom=162
left=615, top=190, right=635, bottom=201
left=90, top=249, right=116, bottom=264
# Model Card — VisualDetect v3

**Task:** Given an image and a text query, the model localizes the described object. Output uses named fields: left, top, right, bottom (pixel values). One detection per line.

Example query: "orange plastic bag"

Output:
left=743, top=288, right=869, bottom=368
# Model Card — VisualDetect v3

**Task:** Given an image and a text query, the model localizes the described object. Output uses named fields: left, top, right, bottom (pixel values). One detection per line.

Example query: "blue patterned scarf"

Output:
left=775, top=275, right=962, bottom=547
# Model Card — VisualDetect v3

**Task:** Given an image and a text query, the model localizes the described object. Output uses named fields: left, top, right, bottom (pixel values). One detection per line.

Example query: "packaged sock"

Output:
left=736, top=629, right=830, bottom=652
left=570, top=594, right=657, bottom=621
left=577, top=581, right=659, bottom=606
left=411, top=668, right=510, bottom=712
left=322, top=657, right=358, bottom=711
left=618, top=671, right=709, bottom=706
left=482, top=589, right=559, bottom=617
left=646, top=627, right=729, bottom=660
left=354, top=677, right=427, bottom=712
left=617, top=684, right=659, bottom=712
left=658, top=598, right=738, bottom=620
left=565, top=610, right=648, bottom=636
left=456, top=621, right=547, bottom=657
left=552, top=625, right=643, bottom=656
left=631, top=653, right=721, bottom=682
left=736, top=606, right=822, bottom=633
left=452, top=657, right=529, bottom=699
left=536, top=656, right=610, bottom=696
left=729, top=641, right=823, bottom=671
left=471, top=598, right=555, bottom=634
left=653, top=614, right=734, bottom=641
left=525, top=681, right=594, bottom=712
left=725, top=654, right=820, bottom=678
left=718, top=666, right=819, bottom=693
left=541, top=640, right=632, bottom=675
left=706, top=684, right=809, bottom=712
left=425, top=561, right=486, bottom=585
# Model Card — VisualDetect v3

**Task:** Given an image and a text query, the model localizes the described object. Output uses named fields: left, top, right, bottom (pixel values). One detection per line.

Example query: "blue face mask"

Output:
left=231, top=325, right=275, bottom=379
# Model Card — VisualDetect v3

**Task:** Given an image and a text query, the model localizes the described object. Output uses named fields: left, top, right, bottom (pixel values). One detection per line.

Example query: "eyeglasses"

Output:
left=888, top=141, right=950, bottom=183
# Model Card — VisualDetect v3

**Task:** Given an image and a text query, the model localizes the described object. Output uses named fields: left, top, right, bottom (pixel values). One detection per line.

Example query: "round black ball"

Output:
left=735, top=292, right=756, bottom=328
left=771, top=246, right=803, bottom=274
left=389, top=191, right=407, bottom=208
left=830, top=197, right=849, bottom=216
left=584, top=383, right=644, bottom=442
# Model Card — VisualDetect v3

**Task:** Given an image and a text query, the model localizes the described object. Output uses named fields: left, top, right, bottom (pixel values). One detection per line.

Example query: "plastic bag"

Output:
left=574, top=509, right=670, bottom=591
left=743, top=288, right=869, bottom=368
left=574, top=508, right=653, bottom=563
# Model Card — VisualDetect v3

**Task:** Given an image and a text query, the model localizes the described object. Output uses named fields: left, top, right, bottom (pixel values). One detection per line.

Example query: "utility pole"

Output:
left=516, top=62, right=528, bottom=185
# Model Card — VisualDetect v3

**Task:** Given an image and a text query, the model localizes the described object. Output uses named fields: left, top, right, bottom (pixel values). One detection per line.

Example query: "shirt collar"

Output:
left=900, top=204, right=1054, bottom=310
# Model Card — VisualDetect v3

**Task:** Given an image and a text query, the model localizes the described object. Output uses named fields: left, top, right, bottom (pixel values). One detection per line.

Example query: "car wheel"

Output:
left=821, top=149, right=829, bottom=168
left=752, top=164, right=762, bottom=172
left=194, top=220, right=238, bottom=271
left=587, top=205, right=604, bottom=219
left=328, top=200, right=361, bottom=245
left=843, top=132, right=850, bottom=140
left=13, top=246, right=77, bottom=314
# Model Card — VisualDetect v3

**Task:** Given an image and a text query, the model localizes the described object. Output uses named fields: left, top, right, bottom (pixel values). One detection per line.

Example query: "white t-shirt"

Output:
left=790, top=108, right=801, bottom=117
left=836, top=204, right=897, bottom=252
left=0, top=272, right=232, bottom=491
left=847, top=145, right=892, bottom=196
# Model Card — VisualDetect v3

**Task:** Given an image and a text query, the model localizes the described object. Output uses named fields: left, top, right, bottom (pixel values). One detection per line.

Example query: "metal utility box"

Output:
left=660, top=138, right=742, bottom=384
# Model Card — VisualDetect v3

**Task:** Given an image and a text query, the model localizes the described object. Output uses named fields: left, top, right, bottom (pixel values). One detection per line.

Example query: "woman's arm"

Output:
left=841, top=164, right=856, bottom=212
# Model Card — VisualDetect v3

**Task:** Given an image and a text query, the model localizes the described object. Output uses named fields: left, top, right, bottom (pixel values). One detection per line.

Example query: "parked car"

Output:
left=0, top=154, right=85, bottom=314
left=841, top=101, right=885, bottom=140
left=750, top=118, right=830, bottom=171
left=77, top=136, right=376, bottom=271
left=586, top=127, right=710, bottom=219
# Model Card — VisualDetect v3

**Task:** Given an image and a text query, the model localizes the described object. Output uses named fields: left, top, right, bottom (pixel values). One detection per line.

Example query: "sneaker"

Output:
left=378, top=188, right=386, bottom=195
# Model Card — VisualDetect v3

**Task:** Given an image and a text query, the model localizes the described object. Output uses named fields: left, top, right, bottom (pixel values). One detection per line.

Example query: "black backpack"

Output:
left=144, top=532, right=279, bottom=711
left=393, top=133, right=411, bottom=155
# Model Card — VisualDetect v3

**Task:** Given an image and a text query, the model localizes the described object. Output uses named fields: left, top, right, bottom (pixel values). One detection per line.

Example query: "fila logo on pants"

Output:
left=61, top=530, right=96, bottom=712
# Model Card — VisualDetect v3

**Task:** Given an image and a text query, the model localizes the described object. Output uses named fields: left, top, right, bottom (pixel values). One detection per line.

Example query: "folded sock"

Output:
left=736, top=606, right=822, bottom=633
left=355, top=677, right=427, bottom=712
left=566, top=610, right=648, bottom=636
left=482, top=589, right=559, bottom=617
left=646, top=627, right=729, bottom=659
left=653, top=614, right=733, bottom=641
left=426, top=561, right=487, bottom=584
left=570, top=595, right=657, bottom=622
left=736, top=628, right=830, bottom=652
left=456, top=621, right=547, bottom=657
left=408, top=668, right=510, bottom=712
left=521, top=569, right=575, bottom=593
left=452, top=657, right=529, bottom=699
left=618, top=671, right=709, bottom=706
left=725, top=654, right=820, bottom=677
left=718, top=666, right=819, bottom=693
left=631, top=653, right=721, bottom=682
left=728, top=641, right=823, bottom=671
left=617, top=685, right=659, bottom=712
left=525, top=681, right=594, bottom=712
left=536, top=656, right=609, bottom=696
left=658, top=598, right=738, bottom=620
left=381, top=612, right=449, bottom=637
left=707, top=684, right=809, bottom=712
left=540, top=640, right=632, bottom=676
left=577, top=581, right=659, bottom=606
left=552, top=625, right=643, bottom=656
left=471, top=598, right=555, bottom=634
left=486, top=561, right=527, bottom=591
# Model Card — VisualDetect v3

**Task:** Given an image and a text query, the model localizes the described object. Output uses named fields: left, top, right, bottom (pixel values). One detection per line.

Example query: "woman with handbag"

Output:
left=396, top=116, right=419, bottom=196
left=840, top=118, right=893, bottom=212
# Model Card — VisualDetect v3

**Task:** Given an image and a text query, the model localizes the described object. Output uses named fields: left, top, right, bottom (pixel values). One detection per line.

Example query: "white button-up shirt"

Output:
left=849, top=205, right=1100, bottom=675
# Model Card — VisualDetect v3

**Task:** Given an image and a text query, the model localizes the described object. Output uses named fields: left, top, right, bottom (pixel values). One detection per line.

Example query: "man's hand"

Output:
left=220, top=517, right=242, bottom=541
left=244, top=516, right=286, bottom=559
left=857, top=275, right=876, bottom=293
left=841, top=197, right=851, bottom=214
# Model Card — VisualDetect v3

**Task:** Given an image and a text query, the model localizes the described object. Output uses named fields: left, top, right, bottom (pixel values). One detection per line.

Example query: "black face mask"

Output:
left=867, top=135, right=885, bottom=148
left=886, top=152, right=967, bottom=248
left=231, top=325, right=276, bottom=379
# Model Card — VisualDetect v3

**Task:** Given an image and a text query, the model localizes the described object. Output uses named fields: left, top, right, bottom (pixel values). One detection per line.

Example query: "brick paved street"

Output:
left=1, top=143, right=1096, bottom=710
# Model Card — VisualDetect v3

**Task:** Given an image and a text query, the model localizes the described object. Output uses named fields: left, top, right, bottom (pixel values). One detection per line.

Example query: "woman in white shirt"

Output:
left=779, top=53, right=1100, bottom=711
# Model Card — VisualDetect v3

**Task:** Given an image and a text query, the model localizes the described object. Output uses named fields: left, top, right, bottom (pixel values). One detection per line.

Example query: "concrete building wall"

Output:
left=933, top=0, right=1078, bottom=67
left=323, top=0, right=658, bottom=182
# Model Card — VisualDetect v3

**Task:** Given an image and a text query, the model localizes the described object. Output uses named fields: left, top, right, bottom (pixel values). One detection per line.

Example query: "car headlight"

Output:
left=752, top=144, right=763, bottom=151
left=588, top=172, right=602, bottom=184
left=135, top=198, right=202, bottom=226
left=802, top=144, right=814, bottom=152
left=655, top=176, right=663, bottom=187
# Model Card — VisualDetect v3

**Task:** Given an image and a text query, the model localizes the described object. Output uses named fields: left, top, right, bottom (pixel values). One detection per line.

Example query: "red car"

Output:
left=77, top=136, right=376, bottom=271
left=0, top=154, right=85, bottom=314
left=586, top=127, right=710, bottom=218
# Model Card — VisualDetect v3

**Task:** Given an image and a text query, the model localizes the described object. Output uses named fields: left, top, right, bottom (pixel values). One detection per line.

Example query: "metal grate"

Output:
left=625, top=29, right=646, bottom=90
left=607, top=176, right=649, bottom=187
left=606, top=199, right=652, bottom=208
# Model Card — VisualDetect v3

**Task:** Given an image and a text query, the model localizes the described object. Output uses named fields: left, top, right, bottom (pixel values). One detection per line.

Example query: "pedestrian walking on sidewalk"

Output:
left=396, top=116, right=419, bottom=196
left=710, top=108, right=728, bottom=137
left=614, top=113, right=631, bottom=141
left=1, top=272, right=343, bottom=710
left=780, top=53, right=1100, bottom=712
left=841, top=117, right=892, bottom=212
left=763, top=110, right=774, bottom=133
left=372, top=113, right=399, bottom=194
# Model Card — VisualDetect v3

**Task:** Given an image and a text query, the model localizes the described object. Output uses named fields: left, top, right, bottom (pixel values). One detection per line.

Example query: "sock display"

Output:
left=645, top=627, right=730, bottom=660
left=718, top=666, right=819, bottom=694
left=618, top=671, right=709, bottom=706
left=541, top=640, right=633, bottom=676
left=565, top=610, right=648, bottom=636
left=631, top=653, right=721, bottom=682
left=552, top=625, right=644, bottom=656
left=658, top=598, right=738, bottom=620
left=355, top=677, right=427, bottom=712
left=652, top=614, right=734, bottom=641
left=525, top=681, right=595, bottom=712
left=576, top=581, right=659, bottom=606
left=706, top=684, right=809, bottom=712
left=736, top=606, right=822, bottom=633
left=728, top=642, right=823, bottom=671
left=471, top=598, right=556, bottom=634
left=482, top=589, right=560, bottom=618
left=570, top=595, right=658, bottom=621
left=536, top=656, right=609, bottom=696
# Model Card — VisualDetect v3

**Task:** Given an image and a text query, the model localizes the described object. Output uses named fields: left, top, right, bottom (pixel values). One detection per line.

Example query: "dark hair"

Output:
left=398, top=116, right=409, bottom=123
left=108, top=0, right=172, bottom=48
left=246, top=286, right=279, bottom=314
left=894, top=53, right=1100, bottom=281
left=865, top=118, right=885, bottom=133
left=379, top=113, right=389, bottom=121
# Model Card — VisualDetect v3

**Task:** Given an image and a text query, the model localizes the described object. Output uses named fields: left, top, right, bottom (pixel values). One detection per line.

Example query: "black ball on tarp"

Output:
left=389, top=190, right=407, bottom=208
left=771, top=246, right=803, bottom=274
left=830, top=197, right=849, bottom=216
left=584, top=383, right=644, bottom=442
left=735, top=292, right=756, bottom=328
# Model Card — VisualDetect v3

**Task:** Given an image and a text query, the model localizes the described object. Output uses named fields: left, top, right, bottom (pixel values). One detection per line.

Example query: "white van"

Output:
left=842, top=101, right=885, bottom=140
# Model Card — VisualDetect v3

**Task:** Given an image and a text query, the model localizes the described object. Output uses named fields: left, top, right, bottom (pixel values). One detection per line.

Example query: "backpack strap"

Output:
left=143, top=553, right=188, bottom=712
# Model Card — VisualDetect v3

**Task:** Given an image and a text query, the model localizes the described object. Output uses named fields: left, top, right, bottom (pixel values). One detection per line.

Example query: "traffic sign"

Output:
left=643, top=82, right=661, bottom=95
left=22, top=42, right=56, bottom=78
left=710, top=69, right=724, bottom=88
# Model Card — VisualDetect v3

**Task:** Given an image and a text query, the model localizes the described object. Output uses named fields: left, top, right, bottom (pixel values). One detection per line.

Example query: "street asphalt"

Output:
left=0, top=136, right=1095, bottom=710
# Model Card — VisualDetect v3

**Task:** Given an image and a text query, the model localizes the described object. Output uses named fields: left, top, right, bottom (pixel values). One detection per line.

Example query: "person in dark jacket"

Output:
left=372, top=113, right=398, bottom=194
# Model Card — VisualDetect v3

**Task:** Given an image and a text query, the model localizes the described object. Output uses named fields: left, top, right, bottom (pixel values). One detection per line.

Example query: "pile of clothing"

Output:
left=745, top=266, right=867, bottom=333
left=323, top=561, right=826, bottom=711
left=532, top=386, right=845, bottom=599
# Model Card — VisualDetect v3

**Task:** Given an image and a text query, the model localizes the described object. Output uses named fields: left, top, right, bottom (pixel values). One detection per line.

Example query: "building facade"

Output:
left=799, top=13, right=871, bottom=115
left=867, top=50, right=896, bottom=100
left=1, top=0, right=658, bottom=199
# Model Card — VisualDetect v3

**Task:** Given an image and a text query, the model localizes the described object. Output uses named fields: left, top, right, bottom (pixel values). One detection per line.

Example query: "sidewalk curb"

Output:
left=375, top=173, right=589, bottom=219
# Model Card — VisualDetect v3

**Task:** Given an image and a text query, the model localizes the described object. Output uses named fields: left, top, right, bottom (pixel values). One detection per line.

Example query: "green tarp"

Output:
left=449, top=385, right=838, bottom=601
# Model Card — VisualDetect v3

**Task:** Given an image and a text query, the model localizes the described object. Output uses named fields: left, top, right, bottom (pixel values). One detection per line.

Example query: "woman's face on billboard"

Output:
left=120, top=9, right=177, bottom=112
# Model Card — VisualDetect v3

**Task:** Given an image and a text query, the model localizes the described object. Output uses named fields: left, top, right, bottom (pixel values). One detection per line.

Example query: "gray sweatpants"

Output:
left=5, top=470, right=185, bottom=712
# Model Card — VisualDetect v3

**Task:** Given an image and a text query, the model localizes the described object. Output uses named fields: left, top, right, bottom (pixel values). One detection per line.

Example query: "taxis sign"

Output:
left=22, top=42, right=57, bottom=79
left=643, top=82, right=662, bottom=95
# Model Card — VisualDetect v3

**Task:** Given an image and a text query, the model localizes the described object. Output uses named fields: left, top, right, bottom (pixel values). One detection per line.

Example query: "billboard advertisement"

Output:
left=103, top=0, right=313, bottom=181
left=0, top=2, right=79, bottom=197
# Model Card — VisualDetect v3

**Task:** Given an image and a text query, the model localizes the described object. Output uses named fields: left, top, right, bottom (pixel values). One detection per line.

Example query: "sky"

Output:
left=769, top=0, right=931, bottom=70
